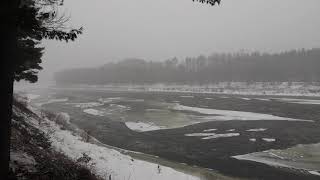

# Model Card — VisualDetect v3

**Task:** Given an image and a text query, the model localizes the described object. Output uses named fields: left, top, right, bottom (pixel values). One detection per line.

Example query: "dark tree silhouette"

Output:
left=193, top=0, right=221, bottom=6
left=1, top=0, right=219, bottom=178
left=1, top=0, right=82, bottom=178
left=55, top=49, right=320, bottom=85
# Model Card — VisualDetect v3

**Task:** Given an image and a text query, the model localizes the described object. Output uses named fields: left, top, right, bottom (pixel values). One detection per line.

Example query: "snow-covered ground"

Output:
left=173, top=104, right=312, bottom=121
left=15, top=105, right=203, bottom=180
left=233, top=143, right=320, bottom=176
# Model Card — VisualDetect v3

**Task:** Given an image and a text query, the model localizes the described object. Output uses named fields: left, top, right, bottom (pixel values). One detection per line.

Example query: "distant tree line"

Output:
left=55, top=48, right=320, bottom=85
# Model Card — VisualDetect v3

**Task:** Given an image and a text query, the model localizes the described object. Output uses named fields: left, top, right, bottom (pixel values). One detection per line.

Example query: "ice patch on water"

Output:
left=106, top=97, right=122, bottom=100
left=145, top=109, right=169, bottom=112
left=240, top=98, right=251, bottom=100
left=99, top=97, right=144, bottom=103
left=126, top=99, right=144, bottom=102
left=110, top=104, right=128, bottom=108
left=173, top=104, right=312, bottom=122
left=233, top=143, right=320, bottom=174
left=255, top=98, right=271, bottom=101
left=226, top=129, right=235, bottom=132
left=98, top=98, right=113, bottom=103
left=109, top=104, right=131, bottom=111
left=48, top=98, right=68, bottom=103
left=185, top=133, right=217, bottom=137
left=26, top=94, right=40, bottom=100
left=201, top=133, right=240, bottom=140
left=275, top=98, right=320, bottom=105
left=67, top=102, right=104, bottom=108
left=185, top=132, right=240, bottom=139
left=309, top=171, right=320, bottom=176
left=38, top=98, right=69, bottom=106
left=125, top=122, right=162, bottom=132
left=180, top=96, right=194, bottom=98
left=246, top=128, right=267, bottom=132
left=98, top=97, right=122, bottom=103
left=203, top=129, right=217, bottom=132
left=262, top=138, right=276, bottom=142
left=269, top=152, right=285, bottom=160
left=83, top=109, right=105, bottom=116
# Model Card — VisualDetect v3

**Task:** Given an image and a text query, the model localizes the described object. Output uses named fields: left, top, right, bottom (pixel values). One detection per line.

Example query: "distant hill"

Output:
left=54, top=49, right=320, bottom=85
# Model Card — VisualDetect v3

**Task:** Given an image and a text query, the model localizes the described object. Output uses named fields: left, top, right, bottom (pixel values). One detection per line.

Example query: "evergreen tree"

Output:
left=1, top=0, right=82, bottom=178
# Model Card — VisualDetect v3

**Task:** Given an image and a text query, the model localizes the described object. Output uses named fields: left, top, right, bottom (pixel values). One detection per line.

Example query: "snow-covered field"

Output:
left=15, top=106, right=203, bottom=180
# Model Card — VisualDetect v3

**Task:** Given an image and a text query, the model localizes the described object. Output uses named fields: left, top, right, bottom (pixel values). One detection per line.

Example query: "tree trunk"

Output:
left=0, top=0, right=18, bottom=178
left=0, top=69, right=14, bottom=179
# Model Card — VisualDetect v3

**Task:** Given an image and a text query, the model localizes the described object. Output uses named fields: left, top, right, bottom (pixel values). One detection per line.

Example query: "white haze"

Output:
left=37, top=0, right=320, bottom=83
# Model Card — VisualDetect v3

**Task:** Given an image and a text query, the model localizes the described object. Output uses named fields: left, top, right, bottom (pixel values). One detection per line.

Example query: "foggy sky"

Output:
left=39, top=0, right=320, bottom=82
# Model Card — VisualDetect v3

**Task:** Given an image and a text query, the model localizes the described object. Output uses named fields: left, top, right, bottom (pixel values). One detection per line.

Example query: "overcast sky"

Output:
left=39, top=0, right=320, bottom=82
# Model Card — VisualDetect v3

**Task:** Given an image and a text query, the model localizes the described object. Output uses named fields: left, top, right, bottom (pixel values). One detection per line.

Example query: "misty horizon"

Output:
left=33, top=0, right=320, bottom=83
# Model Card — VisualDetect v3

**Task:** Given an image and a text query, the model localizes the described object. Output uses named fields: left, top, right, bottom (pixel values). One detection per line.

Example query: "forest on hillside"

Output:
left=54, top=48, right=320, bottom=85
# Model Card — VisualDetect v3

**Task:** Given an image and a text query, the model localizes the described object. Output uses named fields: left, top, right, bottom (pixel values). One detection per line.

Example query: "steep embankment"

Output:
left=10, top=98, right=101, bottom=180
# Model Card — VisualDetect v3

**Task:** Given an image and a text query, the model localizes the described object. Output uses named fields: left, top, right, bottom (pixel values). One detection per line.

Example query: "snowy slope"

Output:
left=15, top=104, right=201, bottom=180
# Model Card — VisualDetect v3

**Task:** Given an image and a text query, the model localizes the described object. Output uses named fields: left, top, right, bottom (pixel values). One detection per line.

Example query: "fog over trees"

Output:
left=55, top=48, right=320, bottom=85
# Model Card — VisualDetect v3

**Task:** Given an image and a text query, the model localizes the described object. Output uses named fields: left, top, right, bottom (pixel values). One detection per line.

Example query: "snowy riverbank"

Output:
left=53, top=82, right=320, bottom=97
left=13, top=98, right=208, bottom=180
